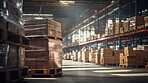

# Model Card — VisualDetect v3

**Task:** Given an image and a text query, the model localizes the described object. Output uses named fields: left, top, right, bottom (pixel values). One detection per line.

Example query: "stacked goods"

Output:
left=73, top=50, right=78, bottom=61
left=144, top=16, right=148, bottom=27
left=120, top=47, right=148, bottom=68
left=78, top=50, right=82, bottom=62
left=100, top=48, right=114, bottom=65
left=24, top=19, right=62, bottom=38
left=123, top=21, right=130, bottom=33
left=0, top=0, right=24, bottom=34
left=24, top=19, right=62, bottom=76
left=0, top=44, right=19, bottom=69
left=110, top=23, right=115, bottom=36
left=82, top=47, right=89, bottom=62
left=105, top=28, right=109, bottom=37
left=25, top=38, right=62, bottom=69
left=0, top=1, right=29, bottom=82
left=91, top=48, right=96, bottom=63
left=19, top=47, right=26, bottom=67
left=0, top=0, right=26, bottom=70
left=115, top=22, right=123, bottom=35
left=63, top=54, right=67, bottom=60
left=130, top=16, right=145, bottom=31
left=113, top=50, right=124, bottom=64
left=95, top=50, right=101, bottom=65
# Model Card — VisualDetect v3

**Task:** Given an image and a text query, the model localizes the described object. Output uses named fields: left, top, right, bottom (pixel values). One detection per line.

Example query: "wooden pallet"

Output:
left=29, top=68, right=62, bottom=78
left=145, top=65, right=148, bottom=69
left=120, top=64, right=145, bottom=68
left=28, top=35, right=63, bottom=41
left=0, top=66, right=29, bottom=83
left=0, top=27, right=30, bottom=48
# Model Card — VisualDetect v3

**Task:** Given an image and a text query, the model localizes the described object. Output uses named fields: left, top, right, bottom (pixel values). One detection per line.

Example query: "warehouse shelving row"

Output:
left=62, top=0, right=148, bottom=53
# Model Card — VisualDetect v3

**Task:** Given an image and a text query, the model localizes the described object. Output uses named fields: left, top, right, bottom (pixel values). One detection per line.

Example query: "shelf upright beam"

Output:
left=105, top=39, right=109, bottom=48
left=134, top=0, right=137, bottom=16
left=118, top=1, right=121, bottom=22
left=114, top=38, right=116, bottom=50
left=135, top=34, right=138, bottom=47
left=129, top=34, right=132, bottom=47
left=119, top=37, right=122, bottom=50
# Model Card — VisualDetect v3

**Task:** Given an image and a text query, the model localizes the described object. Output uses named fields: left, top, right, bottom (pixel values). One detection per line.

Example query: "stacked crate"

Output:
left=100, top=48, right=114, bottom=65
left=0, top=0, right=29, bottom=82
left=95, top=49, right=101, bottom=65
left=120, top=47, right=148, bottom=68
left=78, top=50, right=82, bottom=62
left=24, top=19, right=62, bottom=76
left=109, top=23, right=115, bottom=36
left=113, top=50, right=124, bottom=64
left=91, top=48, right=96, bottom=63
left=130, top=16, right=145, bottom=31
left=82, top=47, right=89, bottom=62
left=123, top=21, right=130, bottom=33
left=144, top=16, right=148, bottom=28
left=114, top=22, right=123, bottom=35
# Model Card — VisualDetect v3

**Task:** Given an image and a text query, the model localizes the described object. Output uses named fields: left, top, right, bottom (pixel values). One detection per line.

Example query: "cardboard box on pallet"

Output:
left=130, top=16, right=145, bottom=31
left=114, top=22, right=123, bottom=35
left=124, top=47, right=135, bottom=56
left=78, top=50, right=82, bottom=62
left=110, top=23, right=115, bottom=36
left=100, top=48, right=114, bottom=65
left=82, top=48, right=89, bottom=62
left=95, top=50, right=100, bottom=65
left=114, top=50, right=124, bottom=64
left=25, top=25, right=56, bottom=37
left=144, top=16, right=148, bottom=27
left=91, top=48, right=96, bottom=63
left=123, top=21, right=130, bottom=33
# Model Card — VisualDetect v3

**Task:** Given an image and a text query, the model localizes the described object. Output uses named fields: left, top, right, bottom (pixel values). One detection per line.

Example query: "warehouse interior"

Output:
left=0, top=0, right=148, bottom=83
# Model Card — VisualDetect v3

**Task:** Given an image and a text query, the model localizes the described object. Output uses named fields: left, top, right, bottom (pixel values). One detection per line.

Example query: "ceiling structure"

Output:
left=23, top=0, right=114, bottom=37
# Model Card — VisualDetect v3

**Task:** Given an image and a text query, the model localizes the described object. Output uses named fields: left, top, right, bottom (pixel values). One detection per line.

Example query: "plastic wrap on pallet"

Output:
left=0, top=44, right=19, bottom=69
left=0, top=0, right=24, bottom=35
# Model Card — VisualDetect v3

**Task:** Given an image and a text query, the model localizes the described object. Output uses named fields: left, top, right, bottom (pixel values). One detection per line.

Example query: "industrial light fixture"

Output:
left=60, top=0, right=75, bottom=4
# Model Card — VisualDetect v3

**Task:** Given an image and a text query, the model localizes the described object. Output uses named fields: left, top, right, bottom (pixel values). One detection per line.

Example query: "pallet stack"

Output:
left=0, top=0, right=29, bottom=82
left=100, top=48, right=114, bottom=65
left=120, top=47, right=148, bottom=68
left=78, top=50, right=82, bottom=62
left=95, top=49, right=101, bottom=65
left=115, top=22, right=123, bottom=35
left=144, top=16, right=148, bottom=27
left=123, top=21, right=130, bottom=33
left=113, top=50, right=124, bottom=64
left=91, top=48, right=96, bottom=63
left=130, top=16, right=145, bottom=31
left=24, top=19, right=63, bottom=77
left=81, top=47, right=89, bottom=62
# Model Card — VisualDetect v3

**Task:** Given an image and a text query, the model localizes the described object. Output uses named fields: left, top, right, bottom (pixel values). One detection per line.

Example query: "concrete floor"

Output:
left=24, top=60, right=148, bottom=83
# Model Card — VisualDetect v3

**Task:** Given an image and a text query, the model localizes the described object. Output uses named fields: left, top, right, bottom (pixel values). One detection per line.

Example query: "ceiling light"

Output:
left=60, top=0, right=75, bottom=4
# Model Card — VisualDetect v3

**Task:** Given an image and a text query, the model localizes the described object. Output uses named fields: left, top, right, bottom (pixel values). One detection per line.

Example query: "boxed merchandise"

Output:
left=130, top=16, right=145, bottom=31
left=123, top=21, right=130, bottom=33
left=114, top=22, right=123, bottom=35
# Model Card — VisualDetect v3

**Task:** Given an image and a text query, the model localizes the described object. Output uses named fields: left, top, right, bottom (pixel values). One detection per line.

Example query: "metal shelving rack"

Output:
left=62, top=0, right=148, bottom=53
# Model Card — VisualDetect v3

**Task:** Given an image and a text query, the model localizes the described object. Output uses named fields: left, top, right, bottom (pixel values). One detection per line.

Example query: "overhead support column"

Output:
left=134, top=0, right=137, bottom=16
left=129, top=34, right=132, bottom=47
left=118, top=1, right=121, bottom=22
left=119, top=37, right=122, bottom=50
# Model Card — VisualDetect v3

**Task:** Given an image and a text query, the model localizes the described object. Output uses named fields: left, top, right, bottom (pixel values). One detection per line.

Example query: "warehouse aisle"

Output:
left=24, top=60, right=148, bottom=83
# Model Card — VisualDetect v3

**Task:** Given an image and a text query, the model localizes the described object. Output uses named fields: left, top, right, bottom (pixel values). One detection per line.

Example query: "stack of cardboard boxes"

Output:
left=120, top=47, right=148, bottom=68
left=24, top=19, right=62, bottom=75
left=81, top=47, right=89, bottom=62
left=130, top=16, right=145, bottom=31
left=91, top=48, right=96, bottom=63
left=144, top=16, right=148, bottom=27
